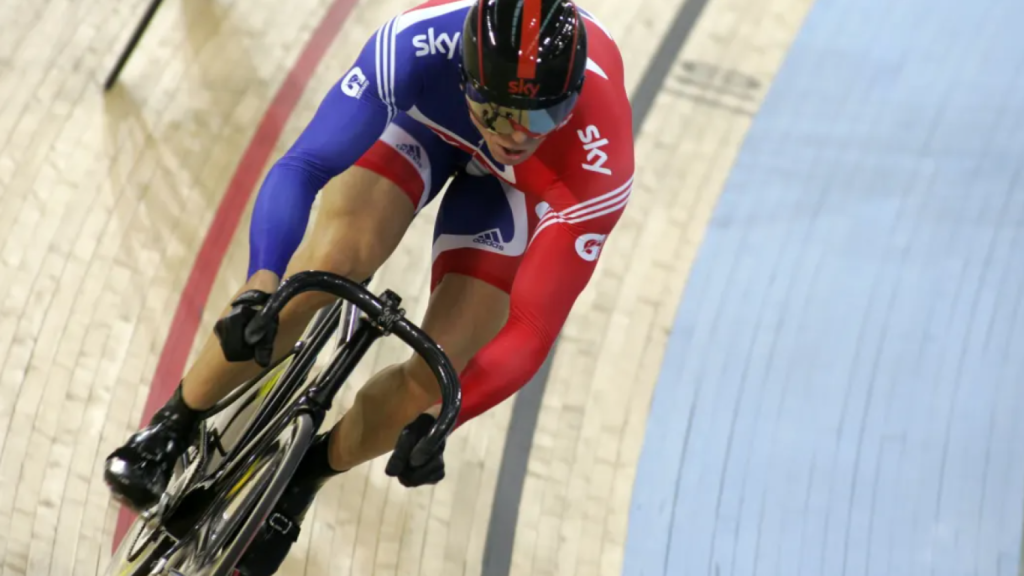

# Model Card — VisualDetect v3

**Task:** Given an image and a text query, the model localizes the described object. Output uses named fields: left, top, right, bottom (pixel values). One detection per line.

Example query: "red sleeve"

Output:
left=452, top=33, right=635, bottom=427
left=452, top=187, right=628, bottom=428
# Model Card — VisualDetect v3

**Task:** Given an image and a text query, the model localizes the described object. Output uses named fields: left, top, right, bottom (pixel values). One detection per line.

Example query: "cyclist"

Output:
left=104, top=0, right=634, bottom=572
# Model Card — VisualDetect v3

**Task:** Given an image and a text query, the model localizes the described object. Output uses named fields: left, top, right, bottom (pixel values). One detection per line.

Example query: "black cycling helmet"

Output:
left=460, top=0, right=588, bottom=136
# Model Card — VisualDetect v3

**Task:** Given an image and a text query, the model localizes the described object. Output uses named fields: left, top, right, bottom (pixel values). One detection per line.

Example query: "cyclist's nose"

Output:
left=510, top=130, right=529, bottom=144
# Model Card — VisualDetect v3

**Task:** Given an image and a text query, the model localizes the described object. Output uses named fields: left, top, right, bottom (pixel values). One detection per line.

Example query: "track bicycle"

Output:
left=100, top=270, right=462, bottom=576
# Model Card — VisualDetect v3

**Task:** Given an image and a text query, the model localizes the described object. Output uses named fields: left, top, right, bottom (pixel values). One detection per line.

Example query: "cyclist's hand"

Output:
left=385, top=413, right=446, bottom=488
left=214, top=289, right=278, bottom=367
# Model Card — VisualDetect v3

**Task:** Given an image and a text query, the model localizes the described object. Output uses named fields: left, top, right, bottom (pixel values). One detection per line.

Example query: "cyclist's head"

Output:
left=459, top=0, right=587, bottom=165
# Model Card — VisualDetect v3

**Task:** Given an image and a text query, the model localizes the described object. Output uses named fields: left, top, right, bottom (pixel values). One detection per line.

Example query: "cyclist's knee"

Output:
left=400, top=357, right=443, bottom=409
left=277, top=239, right=372, bottom=315
left=288, top=234, right=362, bottom=280
left=244, top=269, right=281, bottom=295
left=288, top=168, right=413, bottom=282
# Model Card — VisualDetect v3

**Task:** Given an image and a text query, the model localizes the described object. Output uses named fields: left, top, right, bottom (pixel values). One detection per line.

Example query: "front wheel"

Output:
left=155, top=413, right=314, bottom=576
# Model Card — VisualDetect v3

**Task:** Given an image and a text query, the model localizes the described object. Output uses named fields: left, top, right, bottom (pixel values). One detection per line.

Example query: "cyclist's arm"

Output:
left=246, top=17, right=419, bottom=279
left=452, top=74, right=636, bottom=425
left=452, top=185, right=632, bottom=427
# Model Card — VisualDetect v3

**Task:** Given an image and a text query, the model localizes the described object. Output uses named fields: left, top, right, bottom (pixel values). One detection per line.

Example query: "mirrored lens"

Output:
left=464, top=82, right=578, bottom=137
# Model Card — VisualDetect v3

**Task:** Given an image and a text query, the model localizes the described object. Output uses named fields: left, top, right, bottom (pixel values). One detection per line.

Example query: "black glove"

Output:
left=213, top=289, right=277, bottom=367
left=385, top=413, right=446, bottom=488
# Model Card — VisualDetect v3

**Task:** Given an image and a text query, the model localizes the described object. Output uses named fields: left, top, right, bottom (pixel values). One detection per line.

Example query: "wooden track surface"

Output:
left=0, top=0, right=812, bottom=573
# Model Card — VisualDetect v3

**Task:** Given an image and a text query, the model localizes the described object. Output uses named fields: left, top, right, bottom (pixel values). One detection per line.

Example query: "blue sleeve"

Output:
left=247, top=15, right=421, bottom=278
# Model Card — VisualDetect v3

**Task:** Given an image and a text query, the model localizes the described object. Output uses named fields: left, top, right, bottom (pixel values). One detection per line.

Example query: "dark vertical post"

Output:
left=103, top=0, right=167, bottom=91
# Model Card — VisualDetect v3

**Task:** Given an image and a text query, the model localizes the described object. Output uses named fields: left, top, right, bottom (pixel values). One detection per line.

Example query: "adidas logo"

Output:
left=395, top=143, right=423, bottom=168
left=472, top=230, right=504, bottom=251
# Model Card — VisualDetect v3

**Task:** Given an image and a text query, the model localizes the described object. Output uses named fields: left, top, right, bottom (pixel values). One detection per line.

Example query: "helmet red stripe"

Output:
left=562, top=5, right=579, bottom=91
left=517, top=0, right=542, bottom=79
left=477, top=0, right=486, bottom=84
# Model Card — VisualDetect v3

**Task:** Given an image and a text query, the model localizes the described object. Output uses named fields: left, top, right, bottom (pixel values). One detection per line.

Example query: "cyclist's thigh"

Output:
left=407, top=163, right=542, bottom=377
left=286, top=112, right=467, bottom=280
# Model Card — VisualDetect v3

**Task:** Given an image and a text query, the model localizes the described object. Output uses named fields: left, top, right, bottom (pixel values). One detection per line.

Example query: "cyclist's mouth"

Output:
left=498, top=145, right=525, bottom=159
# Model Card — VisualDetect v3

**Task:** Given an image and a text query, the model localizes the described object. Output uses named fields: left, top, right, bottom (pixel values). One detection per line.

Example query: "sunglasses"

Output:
left=461, top=73, right=578, bottom=138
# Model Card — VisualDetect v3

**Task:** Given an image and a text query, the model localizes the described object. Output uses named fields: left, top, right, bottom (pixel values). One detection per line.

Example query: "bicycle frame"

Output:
left=152, top=271, right=462, bottom=568
left=211, top=296, right=351, bottom=469
left=243, top=270, right=461, bottom=459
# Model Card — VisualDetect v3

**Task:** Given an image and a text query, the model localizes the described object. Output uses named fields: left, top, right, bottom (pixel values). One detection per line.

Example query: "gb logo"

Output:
left=575, top=233, right=607, bottom=262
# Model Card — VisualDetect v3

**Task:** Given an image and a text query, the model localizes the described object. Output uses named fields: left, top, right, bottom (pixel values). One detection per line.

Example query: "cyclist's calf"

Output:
left=327, top=359, right=441, bottom=472
left=325, top=273, right=509, bottom=471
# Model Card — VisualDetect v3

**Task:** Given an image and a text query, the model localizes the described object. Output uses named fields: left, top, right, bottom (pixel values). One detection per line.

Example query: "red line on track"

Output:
left=111, top=0, right=360, bottom=551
